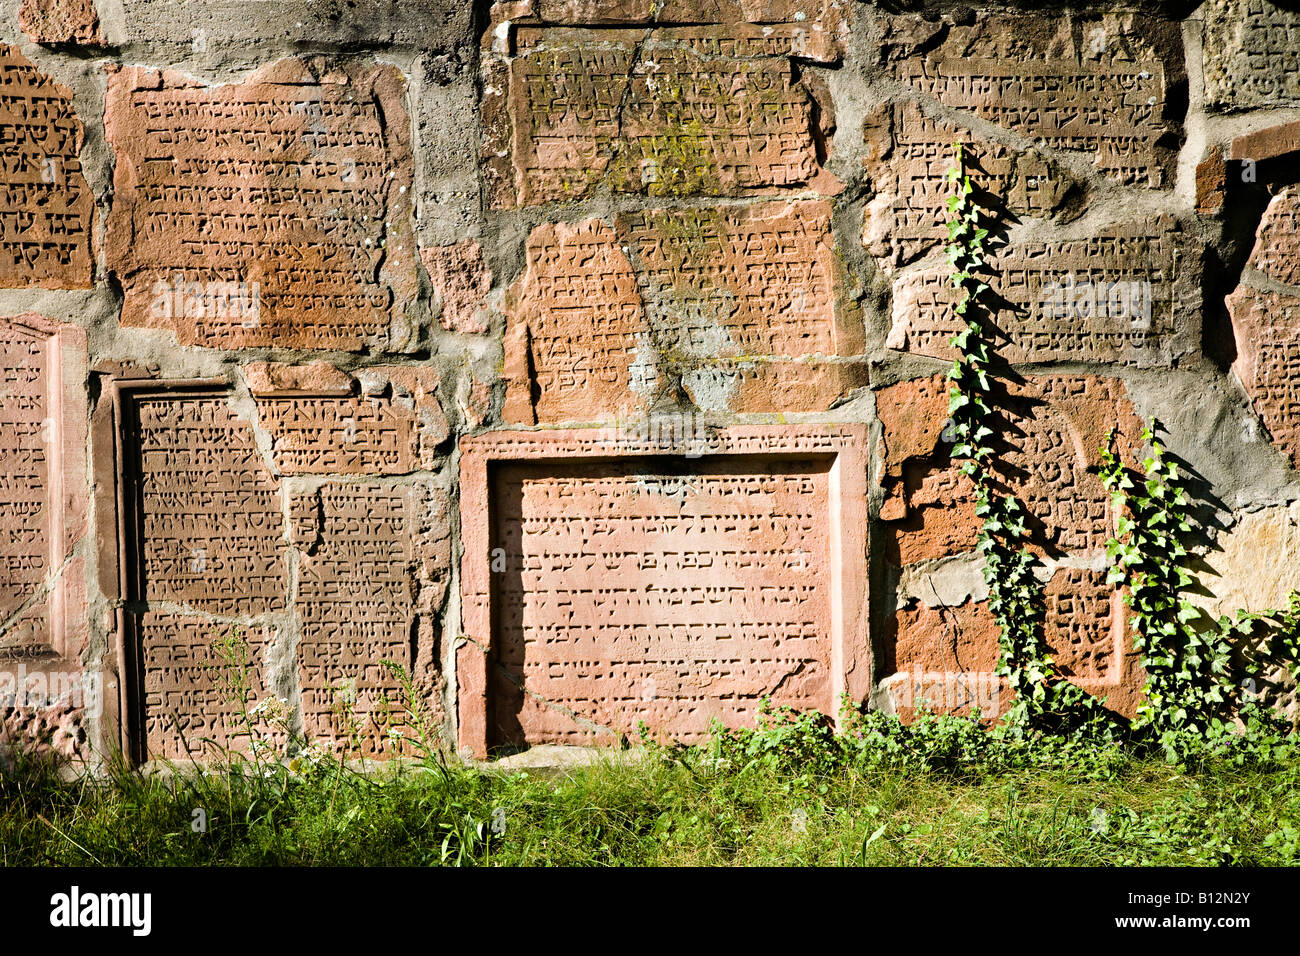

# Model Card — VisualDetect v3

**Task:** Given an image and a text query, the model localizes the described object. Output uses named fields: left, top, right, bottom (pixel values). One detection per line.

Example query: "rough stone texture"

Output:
left=503, top=201, right=866, bottom=422
left=457, top=426, right=869, bottom=756
left=880, top=10, right=1184, bottom=188
left=887, top=218, right=1199, bottom=367
left=0, top=314, right=88, bottom=663
left=292, top=483, right=449, bottom=757
left=483, top=4, right=842, bottom=208
left=18, top=0, right=102, bottom=45
left=104, top=60, right=419, bottom=352
left=1230, top=120, right=1300, bottom=162
left=6, top=1, right=1300, bottom=763
left=0, top=45, right=94, bottom=288
left=863, top=101, right=1085, bottom=269
left=422, top=240, right=492, bottom=334
left=243, top=362, right=449, bottom=474
left=103, top=379, right=450, bottom=761
left=877, top=374, right=1143, bottom=565
left=1231, top=187, right=1300, bottom=469
left=1202, top=0, right=1300, bottom=112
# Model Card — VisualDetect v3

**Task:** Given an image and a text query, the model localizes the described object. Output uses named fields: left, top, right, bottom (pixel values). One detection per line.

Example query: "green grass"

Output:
left=5, top=729, right=1300, bottom=866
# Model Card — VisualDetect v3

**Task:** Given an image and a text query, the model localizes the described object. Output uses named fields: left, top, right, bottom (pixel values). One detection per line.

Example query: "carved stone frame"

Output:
left=456, top=424, right=871, bottom=757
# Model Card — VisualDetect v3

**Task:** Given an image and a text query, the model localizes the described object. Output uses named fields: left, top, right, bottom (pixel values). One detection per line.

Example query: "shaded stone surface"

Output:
left=887, top=218, right=1197, bottom=367
left=877, top=374, right=1142, bottom=565
left=503, top=201, right=865, bottom=422
left=1230, top=186, right=1300, bottom=469
left=1202, top=0, right=1300, bottom=111
left=0, top=45, right=94, bottom=289
left=457, top=426, right=869, bottom=756
left=105, top=60, right=418, bottom=351
left=883, top=567, right=1140, bottom=719
left=862, top=101, right=1084, bottom=269
left=880, top=10, right=1183, bottom=188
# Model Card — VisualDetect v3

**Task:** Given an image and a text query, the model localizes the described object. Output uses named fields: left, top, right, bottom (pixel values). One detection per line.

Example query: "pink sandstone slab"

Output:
left=457, top=425, right=869, bottom=756
left=104, top=60, right=418, bottom=351
left=0, top=45, right=94, bottom=288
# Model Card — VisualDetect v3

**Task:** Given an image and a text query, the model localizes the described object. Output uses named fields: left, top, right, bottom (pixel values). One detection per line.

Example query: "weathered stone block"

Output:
left=457, top=426, right=869, bottom=756
left=105, top=60, right=418, bottom=351
left=881, top=11, right=1183, bottom=188
left=0, top=45, right=94, bottom=288
left=243, top=362, right=448, bottom=474
left=887, top=218, right=1198, bottom=367
left=1203, top=0, right=1300, bottom=111
left=503, top=202, right=865, bottom=422
left=485, top=20, right=837, bottom=207
left=877, top=374, right=1142, bottom=564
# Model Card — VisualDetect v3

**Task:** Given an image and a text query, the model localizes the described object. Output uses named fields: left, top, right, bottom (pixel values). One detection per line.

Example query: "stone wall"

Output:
left=1, top=0, right=1299, bottom=763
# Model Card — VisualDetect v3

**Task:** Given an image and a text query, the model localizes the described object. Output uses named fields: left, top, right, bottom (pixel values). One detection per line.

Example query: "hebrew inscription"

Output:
left=862, top=101, right=1084, bottom=269
left=503, top=201, right=864, bottom=422
left=292, top=484, right=445, bottom=756
left=105, top=61, right=417, bottom=351
left=491, top=459, right=833, bottom=747
left=0, top=315, right=86, bottom=660
left=0, top=45, right=93, bottom=288
left=882, top=12, right=1182, bottom=188
left=1202, top=0, right=1300, bottom=111
left=888, top=219, right=1195, bottom=366
left=486, top=22, right=835, bottom=207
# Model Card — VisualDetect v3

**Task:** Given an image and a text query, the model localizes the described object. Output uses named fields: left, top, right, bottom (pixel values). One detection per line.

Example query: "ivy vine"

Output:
left=942, top=145, right=1112, bottom=738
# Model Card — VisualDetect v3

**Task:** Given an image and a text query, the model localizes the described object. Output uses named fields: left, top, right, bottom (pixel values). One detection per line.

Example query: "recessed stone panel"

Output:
left=0, top=314, right=87, bottom=663
left=0, top=45, right=94, bottom=288
left=888, top=218, right=1197, bottom=367
left=882, top=11, right=1183, bottom=189
left=1202, top=0, right=1300, bottom=111
left=105, top=61, right=417, bottom=351
left=503, top=202, right=865, bottom=422
left=457, top=426, right=869, bottom=756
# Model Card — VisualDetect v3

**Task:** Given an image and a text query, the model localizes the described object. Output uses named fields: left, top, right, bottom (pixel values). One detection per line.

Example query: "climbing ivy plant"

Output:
left=1100, top=423, right=1300, bottom=757
left=942, top=145, right=1112, bottom=738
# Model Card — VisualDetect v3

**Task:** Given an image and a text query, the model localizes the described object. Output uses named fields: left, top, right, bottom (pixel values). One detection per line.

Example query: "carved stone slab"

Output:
left=502, top=202, right=866, bottom=422
left=105, top=60, right=418, bottom=351
left=880, top=11, right=1183, bottom=189
left=457, top=426, right=869, bottom=756
left=887, top=218, right=1198, bottom=367
left=0, top=45, right=94, bottom=288
left=482, top=5, right=841, bottom=208
left=0, top=313, right=87, bottom=664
